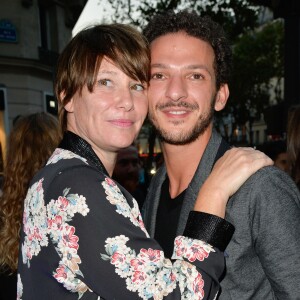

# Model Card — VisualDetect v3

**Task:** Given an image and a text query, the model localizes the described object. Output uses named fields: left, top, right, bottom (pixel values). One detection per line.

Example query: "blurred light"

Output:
left=150, top=168, right=156, bottom=175
left=49, top=100, right=56, bottom=108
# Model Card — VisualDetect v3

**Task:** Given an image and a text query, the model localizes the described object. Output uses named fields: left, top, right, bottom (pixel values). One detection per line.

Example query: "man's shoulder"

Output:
left=247, top=165, right=296, bottom=188
left=232, top=165, right=300, bottom=208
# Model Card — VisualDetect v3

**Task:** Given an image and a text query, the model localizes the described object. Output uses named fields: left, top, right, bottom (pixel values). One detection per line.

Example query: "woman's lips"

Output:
left=109, top=119, right=134, bottom=127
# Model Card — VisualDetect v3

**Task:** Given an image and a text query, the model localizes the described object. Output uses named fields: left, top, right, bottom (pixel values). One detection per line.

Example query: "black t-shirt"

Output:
left=154, top=177, right=186, bottom=258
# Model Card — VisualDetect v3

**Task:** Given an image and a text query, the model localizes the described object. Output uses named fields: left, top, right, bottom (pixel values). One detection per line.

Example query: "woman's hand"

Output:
left=194, top=147, right=273, bottom=217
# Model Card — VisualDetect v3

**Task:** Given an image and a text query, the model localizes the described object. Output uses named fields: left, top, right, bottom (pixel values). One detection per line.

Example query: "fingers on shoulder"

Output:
left=226, top=147, right=273, bottom=173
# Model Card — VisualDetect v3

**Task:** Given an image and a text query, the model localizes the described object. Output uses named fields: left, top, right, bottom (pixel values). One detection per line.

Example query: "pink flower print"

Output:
left=170, top=272, right=176, bottom=282
left=54, top=265, right=68, bottom=283
left=27, top=230, right=33, bottom=242
left=105, top=177, right=116, bottom=187
left=186, top=245, right=209, bottom=262
left=28, top=227, right=42, bottom=242
left=193, top=273, right=204, bottom=298
left=23, top=211, right=27, bottom=225
left=57, top=196, right=69, bottom=211
left=48, top=215, right=63, bottom=231
left=130, top=258, right=144, bottom=271
left=25, top=246, right=33, bottom=260
left=139, top=248, right=162, bottom=264
left=62, top=225, right=79, bottom=250
left=137, top=215, right=146, bottom=230
left=36, top=179, right=43, bottom=191
left=174, top=237, right=186, bottom=257
left=132, top=270, right=147, bottom=284
left=175, top=237, right=182, bottom=247
left=32, top=227, right=42, bottom=240
left=111, top=252, right=126, bottom=266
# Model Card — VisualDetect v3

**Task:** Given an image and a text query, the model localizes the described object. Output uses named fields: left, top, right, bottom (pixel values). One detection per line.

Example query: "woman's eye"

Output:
left=131, top=83, right=145, bottom=91
left=98, top=79, right=112, bottom=86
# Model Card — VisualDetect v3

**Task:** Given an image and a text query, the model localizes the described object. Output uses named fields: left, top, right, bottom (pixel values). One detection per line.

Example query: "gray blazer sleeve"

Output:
left=249, top=167, right=300, bottom=299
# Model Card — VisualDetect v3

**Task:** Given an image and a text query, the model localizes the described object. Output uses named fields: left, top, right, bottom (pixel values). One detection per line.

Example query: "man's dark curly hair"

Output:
left=143, top=10, right=232, bottom=90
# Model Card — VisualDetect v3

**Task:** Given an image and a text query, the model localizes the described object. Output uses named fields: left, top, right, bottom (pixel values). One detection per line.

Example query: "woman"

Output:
left=0, top=112, right=62, bottom=300
left=17, top=24, right=272, bottom=299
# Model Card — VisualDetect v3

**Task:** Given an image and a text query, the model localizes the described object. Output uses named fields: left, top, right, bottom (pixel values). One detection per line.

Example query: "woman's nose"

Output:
left=117, top=88, right=134, bottom=111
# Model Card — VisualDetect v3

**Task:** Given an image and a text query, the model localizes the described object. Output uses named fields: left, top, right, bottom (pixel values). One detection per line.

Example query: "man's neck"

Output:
left=161, top=128, right=212, bottom=198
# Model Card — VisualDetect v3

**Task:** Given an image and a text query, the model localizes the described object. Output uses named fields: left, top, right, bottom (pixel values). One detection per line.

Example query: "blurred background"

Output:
left=0, top=0, right=299, bottom=177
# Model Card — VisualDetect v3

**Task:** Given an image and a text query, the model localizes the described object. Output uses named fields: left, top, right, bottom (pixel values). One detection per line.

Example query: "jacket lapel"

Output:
left=176, top=130, right=230, bottom=235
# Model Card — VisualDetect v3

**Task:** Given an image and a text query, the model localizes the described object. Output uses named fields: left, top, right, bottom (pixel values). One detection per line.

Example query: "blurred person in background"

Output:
left=0, top=112, right=62, bottom=300
left=257, top=140, right=290, bottom=173
left=287, top=105, right=300, bottom=189
left=112, top=145, right=147, bottom=209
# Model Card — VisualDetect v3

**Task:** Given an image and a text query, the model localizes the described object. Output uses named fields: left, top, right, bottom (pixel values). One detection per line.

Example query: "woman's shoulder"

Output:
left=29, top=148, right=107, bottom=193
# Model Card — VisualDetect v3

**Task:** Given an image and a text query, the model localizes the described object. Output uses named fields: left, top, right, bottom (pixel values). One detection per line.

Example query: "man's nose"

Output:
left=165, top=75, right=187, bottom=102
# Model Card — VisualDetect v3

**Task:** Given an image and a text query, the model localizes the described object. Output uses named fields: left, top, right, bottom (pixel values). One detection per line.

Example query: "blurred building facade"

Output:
left=0, top=0, right=87, bottom=168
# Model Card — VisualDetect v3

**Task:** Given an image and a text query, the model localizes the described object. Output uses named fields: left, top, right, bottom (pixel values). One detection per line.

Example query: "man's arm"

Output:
left=251, top=167, right=300, bottom=299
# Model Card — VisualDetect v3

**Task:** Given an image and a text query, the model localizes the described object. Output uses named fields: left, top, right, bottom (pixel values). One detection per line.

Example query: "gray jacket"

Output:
left=143, top=130, right=300, bottom=299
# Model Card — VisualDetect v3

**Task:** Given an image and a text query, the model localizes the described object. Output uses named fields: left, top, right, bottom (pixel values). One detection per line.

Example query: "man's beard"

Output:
left=149, top=96, right=216, bottom=146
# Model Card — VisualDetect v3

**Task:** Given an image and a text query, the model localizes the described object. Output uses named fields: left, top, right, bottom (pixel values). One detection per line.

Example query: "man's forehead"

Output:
left=149, top=33, right=214, bottom=63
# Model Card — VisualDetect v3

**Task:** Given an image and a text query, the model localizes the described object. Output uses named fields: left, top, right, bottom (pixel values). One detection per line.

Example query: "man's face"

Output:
left=113, top=146, right=140, bottom=183
left=148, top=32, right=228, bottom=145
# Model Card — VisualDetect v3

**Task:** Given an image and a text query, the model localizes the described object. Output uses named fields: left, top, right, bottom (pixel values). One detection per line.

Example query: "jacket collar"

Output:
left=59, top=131, right=109, bottom=176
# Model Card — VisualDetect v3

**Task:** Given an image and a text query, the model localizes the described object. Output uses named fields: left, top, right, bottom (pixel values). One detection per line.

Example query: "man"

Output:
left=142, top=10, right=300, bottom=299
left=112, top=145, right=147, bottom=208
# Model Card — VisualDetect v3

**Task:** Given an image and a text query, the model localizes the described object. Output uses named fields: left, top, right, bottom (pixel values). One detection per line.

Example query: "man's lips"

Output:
left=164, top=109, right=189, bottom=115
left=109, top=119, right=134, bottom=127
left=161, top=108, right=191, bottom=118
left=157, top=101, right=198, bottom=118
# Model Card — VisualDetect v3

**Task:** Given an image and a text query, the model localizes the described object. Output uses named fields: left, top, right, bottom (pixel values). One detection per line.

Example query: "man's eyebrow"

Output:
left=186, top=65, right=213, bottom=76
left=151, top=63, right=210, bottom=71
left=151, top=63, right=212, bottom=76
left=186, top=64, right=209, bottom=70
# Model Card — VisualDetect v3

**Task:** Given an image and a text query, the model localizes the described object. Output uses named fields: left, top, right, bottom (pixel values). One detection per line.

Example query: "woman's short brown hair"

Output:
left=55, top=23, right=150, bottom=132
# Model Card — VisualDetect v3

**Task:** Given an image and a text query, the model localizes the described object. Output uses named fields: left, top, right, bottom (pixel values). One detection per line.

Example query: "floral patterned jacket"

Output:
left=17, top=131, right=234, bottom=300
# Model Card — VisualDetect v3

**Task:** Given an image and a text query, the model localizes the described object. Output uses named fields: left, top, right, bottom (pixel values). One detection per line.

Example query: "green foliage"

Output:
left=226, top=19, right=284, bottom=126
left=106, top=0, right=260, bottom=40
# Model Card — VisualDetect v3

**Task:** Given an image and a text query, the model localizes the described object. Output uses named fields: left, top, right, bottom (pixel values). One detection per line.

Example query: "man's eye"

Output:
left=131, top=83, right=145, bottom=91
left=151, top=73, right=164, bottom=80
left=98, top=79, right=112, bottom=86
left=191, top=74, right=204, bottom=80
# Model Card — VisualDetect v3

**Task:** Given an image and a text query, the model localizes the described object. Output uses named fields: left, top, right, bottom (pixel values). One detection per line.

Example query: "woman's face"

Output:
left=65, top=57, right=148, bottom=157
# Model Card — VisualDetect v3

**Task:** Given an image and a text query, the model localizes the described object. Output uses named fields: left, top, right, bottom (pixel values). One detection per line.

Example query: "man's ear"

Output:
left=215, top=84, right=229, bottom=112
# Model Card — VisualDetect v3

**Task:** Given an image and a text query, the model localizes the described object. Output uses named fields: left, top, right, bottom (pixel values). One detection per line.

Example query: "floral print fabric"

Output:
left=17, top=148, right=223, bottom=300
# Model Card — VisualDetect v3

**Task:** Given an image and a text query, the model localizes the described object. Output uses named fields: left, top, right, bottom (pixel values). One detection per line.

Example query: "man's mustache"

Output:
left=156, top=101, right=199, bottom=110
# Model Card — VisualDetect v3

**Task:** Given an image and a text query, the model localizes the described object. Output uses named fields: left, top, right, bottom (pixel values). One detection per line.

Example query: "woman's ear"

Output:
left=60, top=92, right=74, bottom=113
left=215, top=84, right=229, bottom=112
